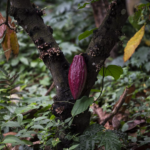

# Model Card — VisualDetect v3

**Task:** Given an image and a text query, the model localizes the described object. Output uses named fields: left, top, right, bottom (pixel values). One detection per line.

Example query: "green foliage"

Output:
left=99, top=65, right=123, bottom=80
left=128, top=46, right=150, bottom=69
left=128, top=10, right=142, bottom=30
left=78, top=0, right=100, bottom=9
left=0, top=68, right=22, bottom=122
left=71, top=96, right=94, bottom=116
left=2, top=135, right=32, bottom=146
left=130, top=3, right=150, bottom=26
left=137, top=3, right=150, bottom=11
left=94, top=67, right=149, bottom=111
left=78, top=28, right=97, bottom=41
left=0, top=0, right=150, bottom=150
left=75, top=124, right=125, bottom=150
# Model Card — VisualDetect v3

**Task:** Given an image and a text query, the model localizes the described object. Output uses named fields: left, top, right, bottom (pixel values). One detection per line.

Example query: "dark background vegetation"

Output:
left=1, top=0, right=150, bottom=150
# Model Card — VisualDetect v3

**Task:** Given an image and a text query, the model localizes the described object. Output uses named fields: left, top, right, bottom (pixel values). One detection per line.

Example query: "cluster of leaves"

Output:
left=74, top=124, right=127, bottom=150
left=93, top=67, right=149, bottom=111
left=0, top=67, right=66, bottom=150
left=0, top=67, right=21, bottom=122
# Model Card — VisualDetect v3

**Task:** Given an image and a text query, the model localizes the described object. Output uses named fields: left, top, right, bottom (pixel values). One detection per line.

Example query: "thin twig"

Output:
left=45, top=82, right=55, bottom=96
left=4, top=144, right=9, bottom=150
left=0, top=22, right=5, bottom=26
left=0, top=0, right=16, bottom=31
left=55, top=101, right=74, bottom=105
left=96, top=58, right=107, bottom=101
left=6, top=0, right=10, bottom=24
left=101, top=87, right=128, bottom=125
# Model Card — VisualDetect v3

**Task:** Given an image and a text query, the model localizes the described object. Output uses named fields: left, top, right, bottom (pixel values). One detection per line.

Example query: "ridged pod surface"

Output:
left=68, top=55, right=87, bottom=100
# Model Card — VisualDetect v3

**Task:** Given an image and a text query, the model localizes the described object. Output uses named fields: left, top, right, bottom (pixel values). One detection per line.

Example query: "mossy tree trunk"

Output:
left=10, top=0, right=128, bottom=149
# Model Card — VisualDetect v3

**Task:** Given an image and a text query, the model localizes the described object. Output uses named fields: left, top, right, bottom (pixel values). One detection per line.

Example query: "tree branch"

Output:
left=10, top=0, right=74, bottom=122
left=101, top=88, right=128, bottom=125
left=73, top=0, right=128, bottom=132
left=84, top=1, right=128, bottom=97
left=9, top=0, right=128, bottom=148
left=45, top=82, right=55, bottom=96
left=0, top=0, right=15, bottom=31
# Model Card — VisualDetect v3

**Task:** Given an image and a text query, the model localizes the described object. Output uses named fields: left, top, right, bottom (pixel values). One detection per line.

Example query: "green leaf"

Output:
left=99, top=65, right=123, bottom=80
left=145, top=62, right=150, bottom=72
left=6, top=106, right=16, bottom=113
left=0, top=67, right=8, bottom=76
left=17, top=114, right=23, bottom=125
left=3, top=135, right=32, bottom=146
left=17, top=130, right=36, bottom=138
left=19, top=57, right=29, bottom=65
left=68, top=144, right=79, bottom=150
left=40, top=77, right=50, bottom=86
left=128, top=10, right=142, bottom=30
left=31, top=61, right=38, bottom=68
left=33, top=116, right=47, bottom=121
left=31, top=125, right=44, bottom=129
left=91, top=0, right=100, bottom=2
left=71, top=96, right=94, bottom=117
left=15, top=106, right=34, bottom=114
left=11, top=58, right=19, bottom=66
left=59, top=42, right=81, bottom=55
left=121, top=123, right=129, bottom=132
left=22, top=96, right=49, bottom=103
left=0, top=145, right=5, bottom=150
left=78, top=0, right=99, bottom=9
left=50, top=115, right=56, bottom=120
left=98, top=130, right=121, bottom=150
left=52, top=138, right=60, bottom=147
left=78, top=28, right=97, bottom=41
left=91, top=89, right=101, bottom=92
left=77, top=124, right=123, bottom=150
left=3, top=115, right=10, bottom=120
left=2, top=121, right=20, bottom=129
left=78, top=3, right=90, bottom=9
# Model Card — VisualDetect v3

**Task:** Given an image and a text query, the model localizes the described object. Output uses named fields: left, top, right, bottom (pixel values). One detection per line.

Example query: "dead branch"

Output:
left=101, top=88, right=128, bottom=125
left=45, top=82, right=55, bottom=96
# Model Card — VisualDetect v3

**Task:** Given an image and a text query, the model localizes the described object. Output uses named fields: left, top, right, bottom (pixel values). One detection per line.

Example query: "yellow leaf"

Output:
left=10, top=32, right=19, bottom=56
left=123, top=25, right=145, bottom=62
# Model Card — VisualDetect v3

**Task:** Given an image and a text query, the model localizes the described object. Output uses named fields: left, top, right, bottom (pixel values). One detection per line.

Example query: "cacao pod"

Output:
left=68, top=55, right=87, bottom=100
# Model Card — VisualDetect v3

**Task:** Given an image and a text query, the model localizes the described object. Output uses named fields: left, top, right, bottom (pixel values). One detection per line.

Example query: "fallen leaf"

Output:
left=126, top=119, right=145, bottom=131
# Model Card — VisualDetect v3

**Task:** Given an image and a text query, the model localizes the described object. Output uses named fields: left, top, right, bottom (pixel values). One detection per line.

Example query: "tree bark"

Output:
left=9, top=0, right=128, bottom=149
left=91, top=0, right=109, bottom=28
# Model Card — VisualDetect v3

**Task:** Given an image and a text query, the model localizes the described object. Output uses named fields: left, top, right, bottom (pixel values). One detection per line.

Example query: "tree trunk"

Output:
left=10, top=0, right=128, bottom=149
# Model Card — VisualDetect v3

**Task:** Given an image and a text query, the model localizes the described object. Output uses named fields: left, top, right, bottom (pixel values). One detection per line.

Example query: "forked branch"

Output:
left=0, top=0, right=15, bottom=31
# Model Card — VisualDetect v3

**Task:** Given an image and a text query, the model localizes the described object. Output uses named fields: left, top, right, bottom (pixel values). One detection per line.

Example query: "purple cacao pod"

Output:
left=68, top=55, right=87, bottom=100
